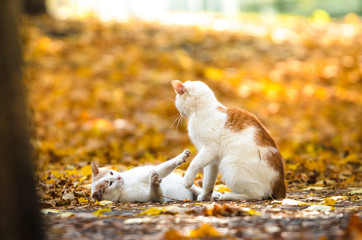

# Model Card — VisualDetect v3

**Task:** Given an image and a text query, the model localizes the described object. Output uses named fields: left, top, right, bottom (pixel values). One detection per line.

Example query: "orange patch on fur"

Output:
left=264, top=151, right=286, bottom=198
left=93, top=168, right=109, bottom=182
left=225, top=108, right=277, bottom=148
left=92, top=181, right=108, bottom=201
left=224, top=108, right=286, bottom=198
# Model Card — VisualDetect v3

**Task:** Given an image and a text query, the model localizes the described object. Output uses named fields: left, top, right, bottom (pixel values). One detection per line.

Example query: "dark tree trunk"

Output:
left=0, top=1, right=43, bottom=240
left=24, top=0, right=46, bottom=15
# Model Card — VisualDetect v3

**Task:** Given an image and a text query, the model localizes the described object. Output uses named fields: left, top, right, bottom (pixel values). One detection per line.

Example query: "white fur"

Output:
left=175, top=81, right=279, bottom=200
left=91, top=150, right=221, bottom=202
left=107, top=166, right=194, bottom=202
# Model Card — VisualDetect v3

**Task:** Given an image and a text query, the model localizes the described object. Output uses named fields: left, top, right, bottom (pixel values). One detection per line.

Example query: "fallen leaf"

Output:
left=58, top=212, right=74, bottom=218
left=322, top=197, right=336, bottom=206
left=164, top=229, right=187, bottom=240
left=138, top=207, right=166, bottom=216
left=77, top=197, right=88, bottom=203
left=348, top=189, right=362, bottom=195
left=305, top=204, right=332, bottom=212
left=188, top=223, right=221, bottom=238
left=92, top=208, right=111, bottom=216
left=62, top=192, right=75, bottom=201
left=41, top=209, right=59, bottom=215
left=246, top=208, right=262, bottom=216
left=123, top=217, right=153, bottom=224
left=98, top=200, right=113, bottom=206
left=281, top=199, right=308, bottom=206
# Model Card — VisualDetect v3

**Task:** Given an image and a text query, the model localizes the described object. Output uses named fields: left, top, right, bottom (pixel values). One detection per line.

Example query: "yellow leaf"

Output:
left=287, top=163, right=299, bottom=171
left=188, top=223, right=221, bottom=238
left=343, top=154, right=359, bottom=164
left=214, top=184, right=232, bottom=193
left=92, top=208, right=111, bottom=216
left=138, top=207, right=166, bottom=216
left=50, top=170, right=63, bottom=179
left=246, top=208, right=262, bottom=216
left=46, top=179, right=55, bottom=185
left=78, top=197, right=88, bottom=203
left=323, top=198, right=336, bottom=206
left=98, top=200, right=113, bottom=206
left=163, top=229, right=187, bottom=240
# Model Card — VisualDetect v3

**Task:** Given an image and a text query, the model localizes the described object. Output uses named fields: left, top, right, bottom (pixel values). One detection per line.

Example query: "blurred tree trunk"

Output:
left=0, top=1, right=43, bottom=240
left=24, top=0, right=46, bottom=15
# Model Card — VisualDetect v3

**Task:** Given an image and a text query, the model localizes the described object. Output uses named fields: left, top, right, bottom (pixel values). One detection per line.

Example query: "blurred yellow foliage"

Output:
left=24, top=14, right=361, bottom=195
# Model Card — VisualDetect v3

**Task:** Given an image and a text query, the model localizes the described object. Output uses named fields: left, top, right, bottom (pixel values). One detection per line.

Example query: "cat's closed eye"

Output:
left=109, top=181, right=113, bottom=186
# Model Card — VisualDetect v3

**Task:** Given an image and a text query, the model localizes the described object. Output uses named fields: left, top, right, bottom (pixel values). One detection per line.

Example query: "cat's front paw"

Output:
left=150, top=170, right=162, bottom=185
left=211, top=191, right=222, bottom=201
left=176, top=149, right=190, bottom=166
left=197, top=192, right=212, bottom=201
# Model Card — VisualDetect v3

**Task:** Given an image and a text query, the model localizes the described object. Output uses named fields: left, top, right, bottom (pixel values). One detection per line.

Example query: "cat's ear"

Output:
left=91, top=161, right=99, bottom=176
left=171, top=80, right=186, bottom=95
left=92, top=190, right=103, bottom=201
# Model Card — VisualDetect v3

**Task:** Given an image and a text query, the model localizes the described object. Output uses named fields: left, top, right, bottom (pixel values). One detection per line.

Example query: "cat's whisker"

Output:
left=169, top=114, right=181, bottom=129
left=176, top=115, right=183, bottom=130
left=169, top=113, right=181, bottom=120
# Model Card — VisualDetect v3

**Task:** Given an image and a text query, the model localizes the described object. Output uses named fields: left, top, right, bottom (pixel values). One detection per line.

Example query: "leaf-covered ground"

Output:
left=23, top=14, right=361, bottom=239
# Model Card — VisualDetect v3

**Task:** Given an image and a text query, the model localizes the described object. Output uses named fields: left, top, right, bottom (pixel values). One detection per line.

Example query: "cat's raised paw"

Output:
left=150, top=170, right=162, bottom=185
left=183, top=149, right=190, bottom=158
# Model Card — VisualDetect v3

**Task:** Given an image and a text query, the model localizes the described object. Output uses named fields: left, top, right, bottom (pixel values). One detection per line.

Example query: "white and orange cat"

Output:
left=91, top=149, right=221, bottom=202
left=171, top=80, right=286, bottom=201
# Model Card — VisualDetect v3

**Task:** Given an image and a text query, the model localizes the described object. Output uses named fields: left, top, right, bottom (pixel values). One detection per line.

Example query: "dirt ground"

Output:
left=42, top=188, right=361, bottom=240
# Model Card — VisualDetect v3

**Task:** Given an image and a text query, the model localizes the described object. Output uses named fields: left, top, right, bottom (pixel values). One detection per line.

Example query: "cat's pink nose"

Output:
left=117, top=176, right=122, bottom=180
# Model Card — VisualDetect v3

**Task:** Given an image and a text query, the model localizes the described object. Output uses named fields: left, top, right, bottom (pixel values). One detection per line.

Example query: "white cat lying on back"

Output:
left=91, top=149, right=220, bottom=202
left=171, top=80, right=286, bottom=201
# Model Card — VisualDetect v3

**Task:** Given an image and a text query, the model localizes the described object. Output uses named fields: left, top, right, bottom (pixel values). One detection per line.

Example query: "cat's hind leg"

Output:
left=218, top=192, right=250, bottom=201
left=154, top=149, right=190, bottom=178
left=148, top=170, right=164, bottom=202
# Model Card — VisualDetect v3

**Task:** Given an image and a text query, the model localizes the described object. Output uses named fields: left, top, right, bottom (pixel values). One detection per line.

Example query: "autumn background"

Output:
left=8, top=0, right=362, bottom=239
